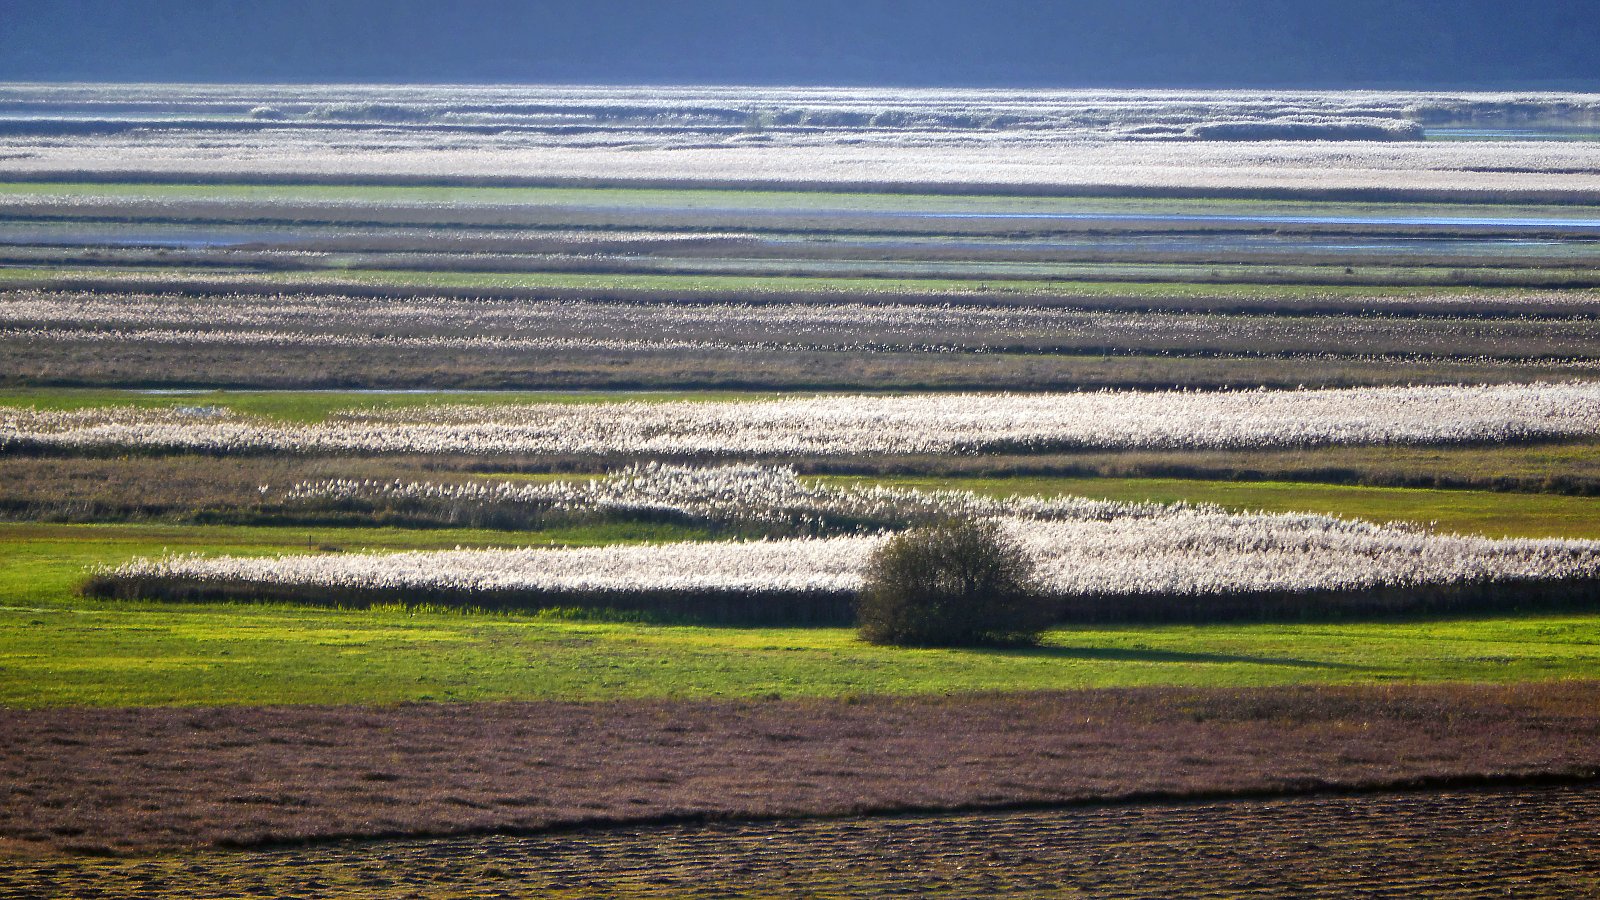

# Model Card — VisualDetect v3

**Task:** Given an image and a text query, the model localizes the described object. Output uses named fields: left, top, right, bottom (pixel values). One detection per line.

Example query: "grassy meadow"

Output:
left=11, top=179, right=1600, bottom=219
left=8, top=593, right=1599, bottom=707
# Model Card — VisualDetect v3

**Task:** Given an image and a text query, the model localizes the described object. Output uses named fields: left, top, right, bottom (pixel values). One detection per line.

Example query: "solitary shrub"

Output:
left=857, top=518, right=1049, bottom=647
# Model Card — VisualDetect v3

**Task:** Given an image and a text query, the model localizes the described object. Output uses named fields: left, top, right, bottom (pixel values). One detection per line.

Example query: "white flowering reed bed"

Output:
left=7, top=382, right=1600, bottom=458
left=11, top=137, right=1600, bottom=198
left=86, top=466, right=1600, bottom=624
left=8, top=291, right=1600, bottom=361
left=263, top=462, right=1157, bottom=533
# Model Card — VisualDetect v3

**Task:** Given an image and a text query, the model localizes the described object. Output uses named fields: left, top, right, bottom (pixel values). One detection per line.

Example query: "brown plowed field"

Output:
left=5, top=682, right=1600, bottom=855
left=5, top=785, right=1598, bottom=898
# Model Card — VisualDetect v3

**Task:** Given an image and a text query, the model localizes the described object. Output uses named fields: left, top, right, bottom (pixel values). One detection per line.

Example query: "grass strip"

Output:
left=9, top=180, right=1600, bottom=219
left=4, top=597, right=1600, bottom=706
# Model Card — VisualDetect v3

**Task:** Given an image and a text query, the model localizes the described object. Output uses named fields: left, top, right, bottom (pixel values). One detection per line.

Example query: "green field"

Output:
left=3, top=519, right=1600, bottom=707
left=6, top=598, right=1598, bottom=707
left=8, top=180, right=1600, bottom=220
left=828, top=475, right=1600, bottom=540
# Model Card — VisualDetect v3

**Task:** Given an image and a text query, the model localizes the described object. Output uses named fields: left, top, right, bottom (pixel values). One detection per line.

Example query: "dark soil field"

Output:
left=4, top=682, right=1598, bottom=856
left=5, top=785, right=1597, bottom=898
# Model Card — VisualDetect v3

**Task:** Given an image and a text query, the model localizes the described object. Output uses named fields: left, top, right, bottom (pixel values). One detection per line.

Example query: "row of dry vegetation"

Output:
left=3, top=682, right=1597, bottom=855
left=4, top=439, right=1600, bottom=534
left=15, top=281, right=1600, bottom=317
left=16, top=290, right=1600, bottom=359
left=10, top=385, right=1598, bottom=456
left=8, top=282, right=1600, bottom=393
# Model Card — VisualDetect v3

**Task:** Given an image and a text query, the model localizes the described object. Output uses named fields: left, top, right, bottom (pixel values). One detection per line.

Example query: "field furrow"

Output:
left=9, top=785, right=1596, bottom=898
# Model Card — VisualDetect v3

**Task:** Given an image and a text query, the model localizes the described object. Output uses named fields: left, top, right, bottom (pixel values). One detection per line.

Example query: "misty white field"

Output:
left=3, top=84, right=1600, bottom=194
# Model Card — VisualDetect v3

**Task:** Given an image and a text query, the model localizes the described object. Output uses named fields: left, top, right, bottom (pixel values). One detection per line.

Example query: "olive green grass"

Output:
left=4, top=523, right=1600, bottom=708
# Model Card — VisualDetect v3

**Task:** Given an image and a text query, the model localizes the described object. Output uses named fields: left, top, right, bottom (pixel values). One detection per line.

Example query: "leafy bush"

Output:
left=857, top=518, right=1049, bottom=647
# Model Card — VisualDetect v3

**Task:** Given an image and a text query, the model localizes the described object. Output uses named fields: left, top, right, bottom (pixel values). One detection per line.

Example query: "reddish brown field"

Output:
left=4, top=681, right=1599, bottom=856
